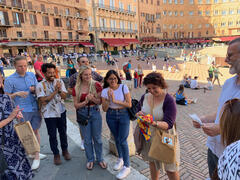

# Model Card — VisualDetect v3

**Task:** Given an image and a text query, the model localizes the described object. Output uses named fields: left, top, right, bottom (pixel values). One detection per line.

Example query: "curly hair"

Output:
left=143, top=72, right=168, bottom=89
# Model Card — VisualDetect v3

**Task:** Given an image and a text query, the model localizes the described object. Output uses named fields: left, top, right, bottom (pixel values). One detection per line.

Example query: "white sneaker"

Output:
left=116, top=166, right=131, bottom=179
left=39, top=153, right=47, bottom=160
left=28, top=153, right=47, bottom=160
left=113, top=158, right=124, bottom=171
left=80, top=140, right=85, bottom=151
left=31, top=159, right=40, bottom=170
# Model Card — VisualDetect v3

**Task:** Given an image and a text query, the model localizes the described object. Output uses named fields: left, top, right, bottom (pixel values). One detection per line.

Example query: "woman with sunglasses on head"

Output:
left=0, top=72, right=33, bottom=179
left=215, top=99, right=240, bottom=180
left=101, top=70, right=132, bottom=179
left=72, top=65, right=106, bottom=170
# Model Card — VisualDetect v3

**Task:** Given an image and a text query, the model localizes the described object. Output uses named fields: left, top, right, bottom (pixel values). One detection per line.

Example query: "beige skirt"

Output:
left=141, top=126, right=180, bottom=172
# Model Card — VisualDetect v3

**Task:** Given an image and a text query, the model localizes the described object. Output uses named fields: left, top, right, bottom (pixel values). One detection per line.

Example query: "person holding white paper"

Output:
left=192, top=38, right=240, bottom=179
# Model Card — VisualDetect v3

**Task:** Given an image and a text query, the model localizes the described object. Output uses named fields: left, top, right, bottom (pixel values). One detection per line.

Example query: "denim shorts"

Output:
left=22, top=111, right=42, bottom=130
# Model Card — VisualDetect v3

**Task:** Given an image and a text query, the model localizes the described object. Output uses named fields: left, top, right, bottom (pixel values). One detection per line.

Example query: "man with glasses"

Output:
left=68, top=57, right=103, bottom=150
left=192, top=37, right=240, bottom=179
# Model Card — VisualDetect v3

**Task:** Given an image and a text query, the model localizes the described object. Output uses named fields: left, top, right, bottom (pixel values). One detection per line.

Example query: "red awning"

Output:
left=123, top=39, right=140, bottom=44
left=79, top=42, right=95, bottom=47
left=219, top=36, right=240, bottom=42
left=101, top=38, right=128, bottom=47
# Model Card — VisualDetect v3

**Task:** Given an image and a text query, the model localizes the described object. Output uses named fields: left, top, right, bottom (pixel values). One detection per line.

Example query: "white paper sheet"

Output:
left=189, top=114, right=203, bottom=126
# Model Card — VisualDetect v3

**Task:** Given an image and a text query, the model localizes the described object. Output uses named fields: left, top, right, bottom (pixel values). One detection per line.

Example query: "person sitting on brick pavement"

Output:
left=174, top=85, right=197, bottom=105
left=36, top=63, right=71, bottom=166
left=136, top=72, right=180, bottom=180
left=192, top=37, right=240, bottom=179
left=190, top=76, right=200, bottom=89
left=204, top=77, right=213, bottom=93
left=72, top=65, right=106, bottom=170
left=181, top=74, right=188, bottom=85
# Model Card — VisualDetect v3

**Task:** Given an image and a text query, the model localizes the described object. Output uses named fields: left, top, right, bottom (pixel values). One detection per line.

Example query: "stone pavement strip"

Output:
left=33, top=110, right=147, bottom=180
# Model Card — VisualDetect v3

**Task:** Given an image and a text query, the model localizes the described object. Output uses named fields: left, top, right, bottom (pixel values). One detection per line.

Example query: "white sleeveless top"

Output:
left=141, top=93, right=164, bottom=121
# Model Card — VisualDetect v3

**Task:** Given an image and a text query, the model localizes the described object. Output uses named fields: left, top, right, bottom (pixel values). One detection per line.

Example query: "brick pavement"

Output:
left=65, top=79, right=222, bottom=180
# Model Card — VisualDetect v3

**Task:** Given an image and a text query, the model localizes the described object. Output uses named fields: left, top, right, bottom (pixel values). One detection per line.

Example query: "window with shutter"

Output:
left=27, top=1, right=32, bottom=9
left=54, top=7, right=58, bottom=14
left=41, top=4, right=45, bottom=12
left=17, top=0, right=22, bottom=8
left=19, top=13, right=24, bottom=23
left=3, top=12, right=9, bottom=25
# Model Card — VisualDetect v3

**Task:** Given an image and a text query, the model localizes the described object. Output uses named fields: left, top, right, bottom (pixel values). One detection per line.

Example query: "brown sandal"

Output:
left=99, top=161, right=107, bottom=169
left=86, top=162, right=94, bottom=170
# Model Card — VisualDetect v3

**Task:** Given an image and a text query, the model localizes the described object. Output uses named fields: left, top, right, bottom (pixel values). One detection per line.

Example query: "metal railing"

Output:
left=95, top=3, right=136, bottom=16
left=92, top=27, right=138, bottom=33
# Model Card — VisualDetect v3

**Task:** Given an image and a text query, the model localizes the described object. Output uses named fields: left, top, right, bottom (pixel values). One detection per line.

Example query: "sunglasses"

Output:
left=225, top=98, right=240, bottom=113
left=81, top=61, right=88, bottom=63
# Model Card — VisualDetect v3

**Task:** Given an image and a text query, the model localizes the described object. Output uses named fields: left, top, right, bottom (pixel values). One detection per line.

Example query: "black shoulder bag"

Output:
left=0, top=126, right=7, bottom=176
left=122, top=85, right=139, bottom=121
left=76, top=104, right=90, bottom=126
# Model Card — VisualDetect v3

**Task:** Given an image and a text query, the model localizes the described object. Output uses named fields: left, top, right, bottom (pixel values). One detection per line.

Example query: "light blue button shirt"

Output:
left=4, top=72, right=39, bottom=112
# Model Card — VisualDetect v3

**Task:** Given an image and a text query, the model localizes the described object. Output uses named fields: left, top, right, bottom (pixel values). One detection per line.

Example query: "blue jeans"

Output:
left=0, top=67, right=4, bottom=77
left=106, top=108, right=130, bottom=167
left=207, top=148, right=219, bottom=178
left=78, top=105, right=103, bottom=163
left=134, top=78, right=138, bottom=88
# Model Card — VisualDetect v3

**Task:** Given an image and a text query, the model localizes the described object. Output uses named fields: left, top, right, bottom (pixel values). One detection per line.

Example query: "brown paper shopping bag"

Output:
left=14, top=121, right=40, bottom=155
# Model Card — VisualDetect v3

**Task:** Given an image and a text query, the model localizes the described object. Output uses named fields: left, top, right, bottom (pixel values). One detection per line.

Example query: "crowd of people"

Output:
left=0, top=37, right=240, bottom=180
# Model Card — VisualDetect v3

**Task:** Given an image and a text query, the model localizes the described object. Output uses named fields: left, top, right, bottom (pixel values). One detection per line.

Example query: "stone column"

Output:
left=109, top=121, right=136, bottom=156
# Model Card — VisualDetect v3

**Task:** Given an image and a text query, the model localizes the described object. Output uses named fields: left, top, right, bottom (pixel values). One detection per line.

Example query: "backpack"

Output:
left=121, top=85, right=139, bottom=121
left=123, top=63, right=129, bottom=73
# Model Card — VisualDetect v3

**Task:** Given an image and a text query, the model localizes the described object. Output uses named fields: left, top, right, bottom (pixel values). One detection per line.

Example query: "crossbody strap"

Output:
left=121, top=84, right=125, bottom=101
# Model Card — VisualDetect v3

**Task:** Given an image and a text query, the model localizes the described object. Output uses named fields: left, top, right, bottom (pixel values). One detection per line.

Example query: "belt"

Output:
left=79, top=105, right=99, bottom=110
left=108, top=108, right=127, bottom=112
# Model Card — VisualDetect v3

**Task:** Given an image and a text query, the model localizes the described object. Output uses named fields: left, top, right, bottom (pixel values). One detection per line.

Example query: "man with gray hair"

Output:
left=192, top=37, right=240, bottom=178
left=4, top=56, right=46, bottom=170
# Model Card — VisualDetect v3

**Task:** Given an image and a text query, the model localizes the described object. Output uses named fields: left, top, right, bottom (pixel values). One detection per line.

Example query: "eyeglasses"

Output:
left=108, top=78, right=117, bottom=81
left=225, top=98, right=240, bottom=113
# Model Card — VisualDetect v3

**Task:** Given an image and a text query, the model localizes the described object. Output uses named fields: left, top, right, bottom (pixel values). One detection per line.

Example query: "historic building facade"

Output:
left=138, top=0, right=240, bottom=47
left=86, top=0, right=139, bottom=52
left=0, top=0, right=90, bottom=56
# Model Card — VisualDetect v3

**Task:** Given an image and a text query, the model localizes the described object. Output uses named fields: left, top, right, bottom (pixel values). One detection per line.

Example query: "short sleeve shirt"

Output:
left=101, top=84, right=129, bottom=109
left=34, top=61, right=44, bottom=81
left=218, top=140, right=240, bottom=180
left=207, top=75, right=240, bottom=157
left=4, top=72, right=38, bottom=112
left=36, top=79, right=67, bottom=118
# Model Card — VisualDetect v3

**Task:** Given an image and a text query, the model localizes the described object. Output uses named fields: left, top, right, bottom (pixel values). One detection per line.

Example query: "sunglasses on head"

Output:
left=225, top=98, right=240, bottom=113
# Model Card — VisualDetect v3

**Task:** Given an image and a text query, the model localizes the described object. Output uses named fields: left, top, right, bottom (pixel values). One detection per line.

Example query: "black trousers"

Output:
left=44, top=111, right=68, bottom=155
